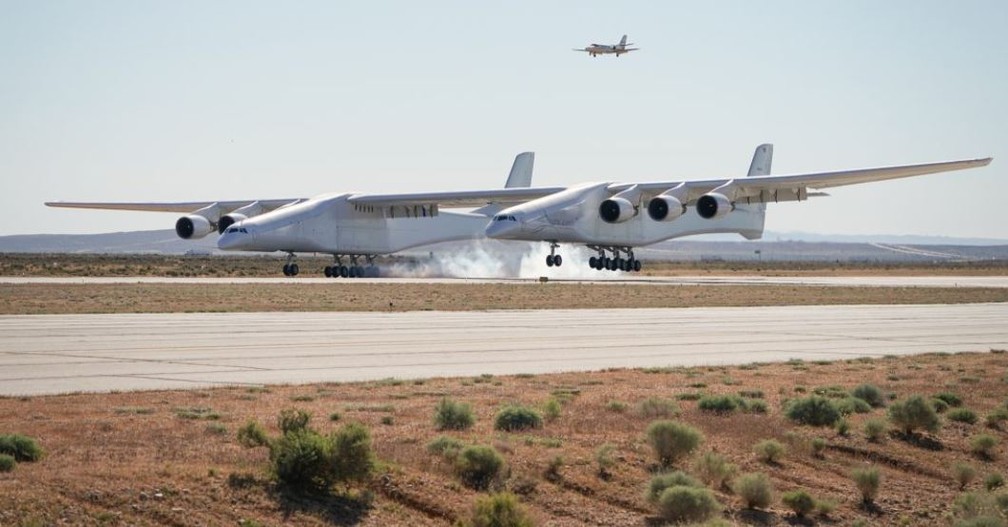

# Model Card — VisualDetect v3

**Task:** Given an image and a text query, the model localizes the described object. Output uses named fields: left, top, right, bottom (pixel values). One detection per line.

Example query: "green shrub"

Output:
left=494, top=405, right=543, bottom=432
left=605, top=400, right=628, bottom=413
left=864, top=418, right=888, bottom=442
left=646, top=420, right=704, bottom=467
left=329, top=422, right=375, bottom=483
left=655, top=486, right=722, bottom=524
left=811, top=437, right=827, bottom=458
left=0, top=434, right=43, bottom=462
left=813, top=385, right=848, bottom=399
left=277, top=409, right=311, bottom=434
left=971, top=434, right=999, bottom=459
left=816, top=498, right=838, bottom=517
left=427, top=435, right=464, bottom=459
left=834, top=418, right=851, bottom=436
left=0, top=454, right=15, bottom=472
left=753, top=439, right=786, bottom=464
left=986, top=407, right=1008, bottom=429
left=746, top=400, right=769, bottom=414
left=935, top=392, right=964, bottom=407
left=954, top=463, right=978, bottom=490
left=237, top=421, right=269, bottom=448
left=270, top=430, right=333, bottom=491
left=781, top=490, right=816, bottom=518
left=455, top=445, right=505, bottom=490
left=985, top=473, right=1005, bottom=491
left=888, top=395, right=941, bottom=435
left=595, top=443, right=616, bottom=476
left=434, top=398, right=475, bottom=431
left=785, top=396, right=841, bottom=427
left=693, top=451, right=736, bottom=489
left=933, top=398, right=951, bottom=413
left=544, top=455, right=563, bottom=481
left=952, top=491, right=1008, bottom=525
left=676, top=393, right=703, bottom=401
left=852, top=384, right=885, bottom=407
left=738, top=389, right=764, bottom=399
left=467, top=492, right=533, bottom=527
left=949, top=408, right=980, bottom=425
left=637, top=397, right=679, bottom=418
left=697, top=394, right=742, bottom=413
left=646, top=471, right=701, bottom=503
left=733, top=472, right=773, bottom=509
left=542, top=397, right=562, bottom=422
left=835, top=397, right=872, bottom=415
left=851, top=466, right=881, bottom=504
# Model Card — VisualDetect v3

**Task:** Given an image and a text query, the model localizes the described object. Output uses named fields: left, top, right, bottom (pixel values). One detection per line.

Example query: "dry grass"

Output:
left=2, top=352, right=1007, bottom=526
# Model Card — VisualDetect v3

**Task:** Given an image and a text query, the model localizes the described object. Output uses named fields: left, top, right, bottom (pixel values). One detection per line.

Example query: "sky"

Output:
left=1, top=0, right=1006, bottom=239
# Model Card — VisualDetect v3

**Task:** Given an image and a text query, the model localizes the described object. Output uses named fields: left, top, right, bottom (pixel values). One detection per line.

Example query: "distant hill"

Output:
left=1, top=229, right=1006, bottom=262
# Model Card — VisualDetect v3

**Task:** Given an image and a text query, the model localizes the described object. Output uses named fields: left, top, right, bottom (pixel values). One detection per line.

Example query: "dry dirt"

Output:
left=2, top=352, right=1007, bottom=526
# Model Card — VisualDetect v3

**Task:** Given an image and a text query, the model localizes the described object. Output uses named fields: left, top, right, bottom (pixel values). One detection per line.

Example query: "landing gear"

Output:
left=587, top=246, right=643, bottom=273
left=282, top=253, right=299, bottom=276
left=324, top=254, right=376, bottom=279
left=545, top=241, right=563, bottom=267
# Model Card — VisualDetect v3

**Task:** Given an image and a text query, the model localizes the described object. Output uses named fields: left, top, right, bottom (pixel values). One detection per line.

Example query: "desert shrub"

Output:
left=935, top=392, right=964, bottom=407
left=0, top=454, right=15, bottom=472
left=985, top=473, right=1005, bottom=491
left=434, top=398, right=475, bottom=431
left=676, top=393, right=703, bottom=401
left=781, top=490, right=816, bottom=518
left=0, top=434, right=43, bottom=462
left=955, top=463, right=978, bottom=490
left=816, top=498, right=838, bottom=516
left=329, top=422, right=375, bottom=483
left=933, top=398, right=951, bottom=413
left=646, top=420, right=704, bottom=467
left=455, top=445, right=505, bottom=490
left=270, top=430, right=332, bottom=491
left=277, top=409, right=311, bottom=434
left=427, top=435, right=464, bottom=459
left=835, top=397, right=872, bottom=415
left=542, top=398, right=562, bottom=422
left=949, top=408, right=980, bottom=425
left=655, top=486, right=722, bottom=524
left=785, top=396, right=840, bottom=426
left=494, top=405, right=542, bottom=432
left=698, top=394, right=742, bottom=413
left=851, top=466, right=881, bottom=504
left=852, top=384, right=885, bottom=407
left=952, top=491, right=1008, bottom=526
left=606, top=400, right=628, bottom=413
left=811, top=437, right=827, bottom=458
left=753, top=439, right=786, bottom=464
left=888, top=395, right=941, bottom=435
left=466, top=492, right=533, bottom=527
left=986, top=407, right=1008, bottom=429
left=637, top=397, right=679, bottom=418
left=237, top=421, right=269, bottom=448
left=834, top=418, right=851, bottom=436
left=971, top=434, right=999, bottom=459
left=738, top=389, right=764, bottom=399
left=595, top=443, right=616, bottom=476
left=813, top=385, right=848, bottom=398
left=746, top=400, right=769, bottom=414
left=864, top=418, right=888, bottom=442
left=734, top=472, right=773, bottom=509
left=693, top=451, right=736, bottom=489
left=646, top=471, right=701, bottom=503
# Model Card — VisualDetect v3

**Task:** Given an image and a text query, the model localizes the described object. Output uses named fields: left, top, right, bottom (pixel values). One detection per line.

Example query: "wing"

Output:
left=348, top=187, right=566, bottom=209
left=609, top=157, right=992, bottom=204
left=45, top=199, right=303, bottom=214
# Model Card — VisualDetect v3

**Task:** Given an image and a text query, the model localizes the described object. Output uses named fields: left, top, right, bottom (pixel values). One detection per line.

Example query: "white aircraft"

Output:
left=483, top=144, right=992, bottom=272
left=574, top=34, right=638, bottom=57
left=47, top=152, right=555, bottom=278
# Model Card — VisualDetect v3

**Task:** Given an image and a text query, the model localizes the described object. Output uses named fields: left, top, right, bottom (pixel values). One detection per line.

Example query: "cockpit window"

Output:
left=226, top=227, right=249, bottom=234
left=492, top=215, right=517, bottom=222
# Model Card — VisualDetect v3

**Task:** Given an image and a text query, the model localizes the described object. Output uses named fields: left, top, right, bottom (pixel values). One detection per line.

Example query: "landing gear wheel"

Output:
left=282, top=264, right=291, bottom=276
left=553, top=255, right=562, bottom=267
left=339, top=265, right=348, bottom=278
left=633, top=260, right=642, bottom=272
left=348, top=266, right=358, bottom=278
left=324, top=266, right=333, bottom=278
left=546, top=255, right=555, bottom=267
left=289, top=263, right=299, bottom=276
left=355, top=266, right=364, bottom=277
left=589, top=256, right=597, bottom=269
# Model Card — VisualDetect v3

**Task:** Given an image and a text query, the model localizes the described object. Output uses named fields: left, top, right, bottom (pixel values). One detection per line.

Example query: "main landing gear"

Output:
left=282, top=253, right=299, bottom=276
left=545, top=242, right=563, bottom=267
left=323, top=254, right=375, bottom=279
left=587, top=246, right=643, bottom=273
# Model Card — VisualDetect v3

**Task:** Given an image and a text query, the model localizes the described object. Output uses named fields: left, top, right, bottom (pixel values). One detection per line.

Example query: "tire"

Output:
left=356, top=266, right=364, bottom=277
left=589, top=256, right=597, bottom=268
left=324, top=266, right=332, bottom=278
left=554, top=255, right=562, bottom=267
left=546, top=255, right=554, bottom=267
left=290, top=264, right=299, bottom=276
left=282, top=264, right=290, bottom=276
left=339, top=265, right=348, bottom=278
left=633, top=260, right=642, bottom=272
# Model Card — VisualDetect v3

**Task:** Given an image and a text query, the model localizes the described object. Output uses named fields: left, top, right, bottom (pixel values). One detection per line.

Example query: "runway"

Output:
left=3, top=275, right=1007, bottom=288
left=2, top=303, right=1006, bottom=396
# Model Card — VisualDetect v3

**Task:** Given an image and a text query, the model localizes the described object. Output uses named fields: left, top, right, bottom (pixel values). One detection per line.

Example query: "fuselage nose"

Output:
left=485, top=213, right=523, bottom=240
left=217, top=224, right=253, bottom=250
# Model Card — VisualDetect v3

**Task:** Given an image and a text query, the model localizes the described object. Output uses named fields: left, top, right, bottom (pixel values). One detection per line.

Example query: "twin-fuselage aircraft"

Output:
left=47, top=145, right=992, bottom=277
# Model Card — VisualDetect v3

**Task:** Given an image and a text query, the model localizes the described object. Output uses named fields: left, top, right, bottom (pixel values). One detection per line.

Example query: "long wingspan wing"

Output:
left=611, top=157, right=992, bottom=204
left=45, top=199, right=302, bottom=214
left=348, top=187, right=566, bottom=209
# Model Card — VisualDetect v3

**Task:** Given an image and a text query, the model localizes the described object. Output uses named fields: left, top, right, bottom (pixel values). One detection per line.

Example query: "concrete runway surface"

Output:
left=2, top=303, right=1006, bottom=396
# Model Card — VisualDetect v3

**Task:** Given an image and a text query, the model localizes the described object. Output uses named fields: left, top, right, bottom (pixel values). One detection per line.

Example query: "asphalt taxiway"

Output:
left=2, top=303, right=1006, bottom=395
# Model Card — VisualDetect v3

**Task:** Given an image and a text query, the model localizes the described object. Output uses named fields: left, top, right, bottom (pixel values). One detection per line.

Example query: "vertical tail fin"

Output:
left=619, top=34, right=628, bottom=47
left=747, top=143, right=773, bottom=176
left=504, top=152, right=534, bottom=188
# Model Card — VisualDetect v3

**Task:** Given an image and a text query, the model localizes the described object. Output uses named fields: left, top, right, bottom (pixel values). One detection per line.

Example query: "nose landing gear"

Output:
left=545, top=241, right=563, bottom=267
left=282, top=252, right=299, bottom=276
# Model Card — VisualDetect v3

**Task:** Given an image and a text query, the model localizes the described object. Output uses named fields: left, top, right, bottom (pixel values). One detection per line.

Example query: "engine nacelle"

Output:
left=175, top=215, right=215, bottom=239
left=647, top=195, right=686, bottom=222
left=599, top=197, right=637, bottom=224
left=217, top=213, right=248, bottom=234
left=696, top=193, right=733, bottom=219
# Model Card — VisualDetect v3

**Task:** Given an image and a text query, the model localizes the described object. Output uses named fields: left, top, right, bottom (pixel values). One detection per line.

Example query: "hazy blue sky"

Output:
left=2, top=1, right=1006, bottom=239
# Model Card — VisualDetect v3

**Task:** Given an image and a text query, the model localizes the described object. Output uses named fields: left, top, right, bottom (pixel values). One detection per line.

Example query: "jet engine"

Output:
left=696, top=193, right=733, bottom=219
left=647, top=195, right=686, bottom=222
left=217, top=213, right=247, bottom=234
left=175, top=215, right=215, bottom=239
left=599, top=197, right=636, bottom=223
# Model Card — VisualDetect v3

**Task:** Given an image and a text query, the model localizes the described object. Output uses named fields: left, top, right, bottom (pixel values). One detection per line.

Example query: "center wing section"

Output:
left=610, top=157, right=992, bottom=205
left=348, top=187, right=566, bottom=210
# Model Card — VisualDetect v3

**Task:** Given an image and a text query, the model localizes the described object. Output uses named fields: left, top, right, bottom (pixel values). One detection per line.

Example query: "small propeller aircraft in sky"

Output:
left=574, top=34, right=638, bottom=57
